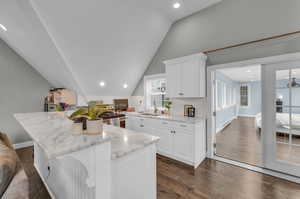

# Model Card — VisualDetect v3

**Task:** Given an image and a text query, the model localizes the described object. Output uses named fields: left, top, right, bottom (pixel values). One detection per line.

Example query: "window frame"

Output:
left=144, top=73, right=166, bottom=111
left=240, top=83, right=251, bottom=108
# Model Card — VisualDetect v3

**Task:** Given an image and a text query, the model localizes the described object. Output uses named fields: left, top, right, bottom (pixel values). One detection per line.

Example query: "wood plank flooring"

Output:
left=157, top=156, right=300, bottom=199
left=16, top=147, right=51, bottom=199
left=216, top=116, right=262, bottom=167
left=16, top=146, right=300, bottom=199
left=216, top=116, right=300, bottom=167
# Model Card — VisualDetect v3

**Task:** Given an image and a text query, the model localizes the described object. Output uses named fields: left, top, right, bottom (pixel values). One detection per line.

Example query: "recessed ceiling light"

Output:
left=0, top=24, right=7, bottom=32
left=123, top=83, right=128, bottom=89
left=173, top=2, right=181, bottom=9
left=246, top=70, right=251, bottom=73
left=99, top=81, right=106, bottom=87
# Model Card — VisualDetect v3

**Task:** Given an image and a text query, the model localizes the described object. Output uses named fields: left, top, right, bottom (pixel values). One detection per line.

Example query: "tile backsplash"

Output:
left=170, top=98, right=207, bottom=118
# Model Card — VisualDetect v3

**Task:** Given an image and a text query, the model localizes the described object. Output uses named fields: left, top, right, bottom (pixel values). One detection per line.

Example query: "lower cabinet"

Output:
left=126, top=116, right=206, bottom=168
left=156, top=128, right=173, bottom=156
left=172, top=130, right=194, bottom=163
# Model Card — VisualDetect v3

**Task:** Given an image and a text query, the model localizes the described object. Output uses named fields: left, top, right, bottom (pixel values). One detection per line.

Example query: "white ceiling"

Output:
left=0, top=0, right=221, bottom=99
left=218, top=65, right=262, bottom=82
left=0, top=0, right=86, bottom=97
left=218, top=65, right=300, bottom=82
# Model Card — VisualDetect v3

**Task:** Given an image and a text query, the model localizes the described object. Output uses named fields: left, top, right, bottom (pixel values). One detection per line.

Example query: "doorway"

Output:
left=207, top=52, right=300, bottom=180
left=214, top=65, right=262, bottom=167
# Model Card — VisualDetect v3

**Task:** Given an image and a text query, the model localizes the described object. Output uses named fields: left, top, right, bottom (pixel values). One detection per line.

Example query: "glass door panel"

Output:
left=275, top=69, right=300, bottom=166
left=263, top=61, right=300, bottom=177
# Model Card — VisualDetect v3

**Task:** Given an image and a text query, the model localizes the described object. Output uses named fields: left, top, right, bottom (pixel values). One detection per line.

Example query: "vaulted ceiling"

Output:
left=0, top=0, right=221, bottom=100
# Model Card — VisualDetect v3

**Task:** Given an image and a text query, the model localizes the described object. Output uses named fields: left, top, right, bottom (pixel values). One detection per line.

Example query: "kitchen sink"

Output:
left=140, top=113, right=160, bottom=117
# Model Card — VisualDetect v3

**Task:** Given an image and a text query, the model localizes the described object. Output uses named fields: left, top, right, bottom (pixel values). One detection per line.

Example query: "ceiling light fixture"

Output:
left=173, top=2, right=181, bottom=9
left=99, top=81, right=106, bottom=87
left=246, top=70, right=251, bottom=73
left=0, top=24, right=7, bottom=32
left=123, top=83, right=128, bottom=89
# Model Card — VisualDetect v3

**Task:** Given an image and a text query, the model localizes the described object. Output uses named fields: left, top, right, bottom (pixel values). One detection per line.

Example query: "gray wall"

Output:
left=0, top=39, right=51, bottom=144
left=133, top=0, right=300, bottom=95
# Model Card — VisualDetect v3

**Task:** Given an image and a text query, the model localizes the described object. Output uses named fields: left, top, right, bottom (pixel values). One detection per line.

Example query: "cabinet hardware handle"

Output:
left=178, top=93, right=184, bottom=96
left=162, top=122, right=168, bottom=124
left=180, top=124, right=187, bottom=127
left=140, top=125, right=144, bottom=127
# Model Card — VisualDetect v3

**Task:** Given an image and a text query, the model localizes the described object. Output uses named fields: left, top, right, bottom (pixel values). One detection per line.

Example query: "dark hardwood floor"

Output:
left=216, top=116, right=262, bottom=167
left=16, top=146, right=300, bottom=199
left=16, top=147, right=51, bottom=199
left=216, top=116, right=300, bottom=167
left=157, top=156, right=300, bottom=199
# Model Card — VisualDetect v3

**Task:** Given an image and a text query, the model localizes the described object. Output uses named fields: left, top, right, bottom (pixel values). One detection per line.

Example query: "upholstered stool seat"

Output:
left=0, top=132, right=30, bottom=199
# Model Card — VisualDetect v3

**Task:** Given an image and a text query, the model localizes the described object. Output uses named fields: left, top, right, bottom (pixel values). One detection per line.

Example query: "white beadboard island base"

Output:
left=15, top=112, right=159, bottom=199
left=34, top=141, right=157, bottom=199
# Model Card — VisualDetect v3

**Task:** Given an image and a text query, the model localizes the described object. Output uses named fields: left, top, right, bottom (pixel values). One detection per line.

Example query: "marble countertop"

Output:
left=15, top=112, right=159, bottom=159
left=104, top=125, right=159, bottom=159
left=125, top=112, right=205, bottom=124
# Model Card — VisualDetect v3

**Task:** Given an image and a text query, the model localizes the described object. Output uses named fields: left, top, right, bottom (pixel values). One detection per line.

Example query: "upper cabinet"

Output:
left=164, top=53, right=207, bottom=98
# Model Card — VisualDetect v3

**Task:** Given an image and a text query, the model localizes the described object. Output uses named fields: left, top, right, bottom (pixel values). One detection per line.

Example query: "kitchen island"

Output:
left=15, top=112, right=159, bottom=199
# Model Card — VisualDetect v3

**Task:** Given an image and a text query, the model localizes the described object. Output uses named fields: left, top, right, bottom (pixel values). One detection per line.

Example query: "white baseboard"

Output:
left=13, top=141, right=33, bottom=149
left=216, top=117, right=235, bottom=134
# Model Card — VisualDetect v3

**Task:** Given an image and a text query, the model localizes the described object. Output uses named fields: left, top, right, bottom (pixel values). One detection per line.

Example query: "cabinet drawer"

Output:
left=156, top=119, right=174, bottom=129
left=174, top=122, right=194, bottom=132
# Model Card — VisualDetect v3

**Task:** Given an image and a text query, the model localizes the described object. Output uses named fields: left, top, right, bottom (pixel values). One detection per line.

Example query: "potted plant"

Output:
left=164, top=100, right=172, bottom=115
left=69, top=105, right=111, bottom=134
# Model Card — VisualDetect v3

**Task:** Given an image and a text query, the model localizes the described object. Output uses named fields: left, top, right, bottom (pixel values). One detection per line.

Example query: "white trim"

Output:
left=238, top=114, right=257, bottom=118
left=13, top=141, right=33, bottom=149
left=34, top=164, right=55, bottom=199
left=143, top=73, right=166, bottom=80
left=216, top=118, right=233, bottom=134
left=212, top=156, right=300, bottom=184
left=163, top=53, right=207, bottom=65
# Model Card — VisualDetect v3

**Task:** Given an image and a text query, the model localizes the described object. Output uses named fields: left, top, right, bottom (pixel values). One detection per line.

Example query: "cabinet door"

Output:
left=166, top=63, right=181, bottom=98
left=173, top=130, right=194, bottom=162
left=180, top=59, right=200, bottom=97
left=125, top=117, right=134, bottom=130
left=156, top=129, right=173, bottom=156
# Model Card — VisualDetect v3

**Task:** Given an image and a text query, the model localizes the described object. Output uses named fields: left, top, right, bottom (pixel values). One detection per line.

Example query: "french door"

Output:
left=262, top=60, right=300, bottom=177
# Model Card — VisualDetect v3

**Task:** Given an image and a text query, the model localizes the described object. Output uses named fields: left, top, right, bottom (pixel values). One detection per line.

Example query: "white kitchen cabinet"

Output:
left=126, top=115, right=206, bottom=168
left=165, top=63, right=181, bottom=98
left=172, top=130, right=194, bottom=163
left=164, top=53, right=207, bottom=98
left=156, top=128, right=173, bottom=156
left=125, top=116, right=135, bottom=130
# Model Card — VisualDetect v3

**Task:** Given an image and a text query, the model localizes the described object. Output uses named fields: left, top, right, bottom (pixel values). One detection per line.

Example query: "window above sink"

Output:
left=144, top=74, right=166, bottom=112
